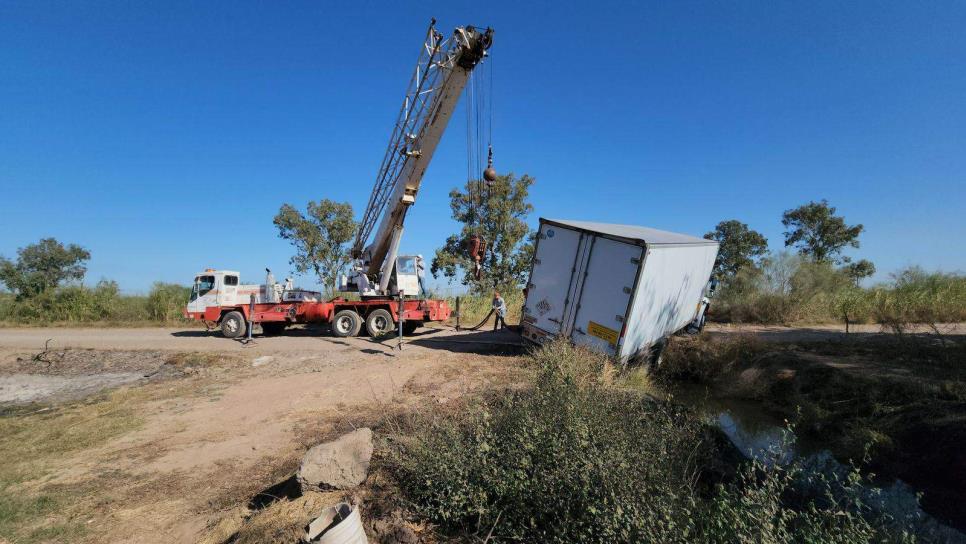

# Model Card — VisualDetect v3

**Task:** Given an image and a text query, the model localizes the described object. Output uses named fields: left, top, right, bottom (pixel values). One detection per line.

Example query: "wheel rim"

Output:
left=226, top=320, right=238, bottom=333
left=336, top=316, right=352, bottom=334
left=373, top=316, right=389, bottom=332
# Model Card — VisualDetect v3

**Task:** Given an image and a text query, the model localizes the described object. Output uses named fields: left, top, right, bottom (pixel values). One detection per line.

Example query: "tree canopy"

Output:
left=0, top=238, right=91, bottom=298
left=273, top=199, right=356, bottom=293
left=782, top=200, right=863, bottom=264
left=703, top=220, right=769, bottom=280
left=842, top=258, right=876, bottom=285
left=431, top=173, right=535, bottom=292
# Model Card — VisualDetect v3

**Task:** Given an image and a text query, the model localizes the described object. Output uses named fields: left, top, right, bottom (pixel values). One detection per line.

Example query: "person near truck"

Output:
left=492, top=291, right=507, bottom=330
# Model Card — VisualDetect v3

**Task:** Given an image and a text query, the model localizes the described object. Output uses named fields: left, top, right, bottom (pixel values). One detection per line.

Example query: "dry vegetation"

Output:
left=377, top=341, right=924, bottom=543
left=0, top=282, right=191, bottom=326
left=713, top=260, right=966, bottom=328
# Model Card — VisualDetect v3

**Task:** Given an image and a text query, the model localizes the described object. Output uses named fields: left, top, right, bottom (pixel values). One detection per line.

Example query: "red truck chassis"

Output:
left=186, top=297, right=451, bottom=338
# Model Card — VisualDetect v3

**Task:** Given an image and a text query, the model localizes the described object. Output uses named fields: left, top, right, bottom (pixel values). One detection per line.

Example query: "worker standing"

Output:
left=492, top=291, right=507, bottom=330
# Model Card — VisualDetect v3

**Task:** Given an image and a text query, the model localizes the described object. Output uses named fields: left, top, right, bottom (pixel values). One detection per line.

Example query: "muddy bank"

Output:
left=658, top=333, right=966, bottom=531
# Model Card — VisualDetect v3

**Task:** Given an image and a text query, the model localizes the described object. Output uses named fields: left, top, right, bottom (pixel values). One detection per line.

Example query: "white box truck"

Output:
left=521, top=218, right=719, bottom=362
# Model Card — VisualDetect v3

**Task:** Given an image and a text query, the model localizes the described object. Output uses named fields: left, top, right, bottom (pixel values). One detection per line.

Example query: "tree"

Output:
left=842, top=259, right=876, bottom=285
left=273, top=200, right=356, bottom=293
left=703, top=220, right=769, bottom=280
left=431, top=173, right=535, bottom=291
left=781, top=199, right=863, bottom=264
left=0, top=238, right=91, bottom=298
left=829, top=284, right=870, bottom=334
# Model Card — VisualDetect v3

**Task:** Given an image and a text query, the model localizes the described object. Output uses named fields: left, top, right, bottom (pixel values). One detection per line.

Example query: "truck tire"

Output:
left=261, top=322, right=287, bottom=336
left=648, top=338, right=668, bottom=370
left=332, top=309, right=362, bottom=338
left=402, top=321, right=421, bottom=335
left=221, top=311, right=246, bottom=339
left=365, top=309, right=395, bottom=337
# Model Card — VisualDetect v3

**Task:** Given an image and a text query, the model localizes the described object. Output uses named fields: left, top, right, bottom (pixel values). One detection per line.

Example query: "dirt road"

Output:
left=0, top=325, right=480, bottom=353
left=0, top=326, right=524, bottom=543
left=2, top=322, right=961, bottom=354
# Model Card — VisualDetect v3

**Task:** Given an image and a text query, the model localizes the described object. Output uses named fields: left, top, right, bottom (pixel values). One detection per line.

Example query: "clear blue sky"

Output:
left=2, top=1, right=964, bottom=293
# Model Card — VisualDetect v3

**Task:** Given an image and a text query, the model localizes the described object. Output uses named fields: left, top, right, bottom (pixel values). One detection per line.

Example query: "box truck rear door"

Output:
left=570, top=237, right=643, bottom=356
left=525, top=223, right=584, bottom=335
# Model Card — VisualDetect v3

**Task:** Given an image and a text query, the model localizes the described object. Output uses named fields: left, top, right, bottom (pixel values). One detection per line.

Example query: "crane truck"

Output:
left=184, top=21, right=493, bottom=339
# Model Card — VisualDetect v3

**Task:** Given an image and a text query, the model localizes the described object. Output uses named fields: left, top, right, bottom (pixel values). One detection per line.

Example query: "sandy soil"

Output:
left=0, top=326, right=525, bottom=543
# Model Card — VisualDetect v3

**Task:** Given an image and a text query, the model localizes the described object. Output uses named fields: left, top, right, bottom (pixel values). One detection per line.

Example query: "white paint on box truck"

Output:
left=522, top=218, right=719, bottom=361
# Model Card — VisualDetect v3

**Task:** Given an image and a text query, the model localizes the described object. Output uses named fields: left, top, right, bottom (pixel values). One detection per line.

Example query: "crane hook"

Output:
left=483, top=145, right=497, bottom=184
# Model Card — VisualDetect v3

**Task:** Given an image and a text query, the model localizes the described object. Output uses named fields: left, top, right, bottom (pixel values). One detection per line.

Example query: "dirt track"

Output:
left=0, top=325, right=480, bottom=353
left=1, top=322, right=962, bottom=354
left=0, top=326, right=525, bottom=543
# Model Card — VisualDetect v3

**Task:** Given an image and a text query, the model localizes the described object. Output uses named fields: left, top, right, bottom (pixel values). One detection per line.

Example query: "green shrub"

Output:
left=146, top=282, right=190, bottom=323
left=388, top=341, right=708, bottom=542
left=387, top=341, right=915, bottom=543
left=0, top=281, right=191, bottom=325
left=712, top=257, right=964, bottom=329
left=871, top=267, right=966, bottom=335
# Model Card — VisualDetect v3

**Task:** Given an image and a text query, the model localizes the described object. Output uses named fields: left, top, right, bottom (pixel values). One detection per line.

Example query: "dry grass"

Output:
left=0, top=390, right=144, bottom=541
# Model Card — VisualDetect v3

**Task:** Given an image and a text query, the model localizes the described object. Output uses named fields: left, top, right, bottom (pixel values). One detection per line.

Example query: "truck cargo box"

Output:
left=521, top=218, right=719, bottom=361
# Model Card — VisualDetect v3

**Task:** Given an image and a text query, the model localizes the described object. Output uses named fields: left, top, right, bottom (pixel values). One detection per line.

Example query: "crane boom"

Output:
left=349, top=21, right=493, bottom=296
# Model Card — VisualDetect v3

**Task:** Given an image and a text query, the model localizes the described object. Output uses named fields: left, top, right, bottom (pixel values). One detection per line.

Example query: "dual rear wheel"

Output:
left=330, top=308, right=422, bottom=337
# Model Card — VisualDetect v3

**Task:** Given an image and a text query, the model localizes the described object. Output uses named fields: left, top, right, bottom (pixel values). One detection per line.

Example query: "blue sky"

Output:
left=1, top=1, right=964, bottom=293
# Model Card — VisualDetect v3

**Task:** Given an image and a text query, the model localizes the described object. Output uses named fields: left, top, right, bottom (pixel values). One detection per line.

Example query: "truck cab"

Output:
left=186, top=269, right=263, bottom=317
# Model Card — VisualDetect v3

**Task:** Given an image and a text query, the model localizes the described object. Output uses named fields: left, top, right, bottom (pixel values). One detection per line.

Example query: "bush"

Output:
left=0, top=281, right=191, bottom=325
left=387, top=341, right=915, bottom=543
left=712, top=257, right=964, bottom=329
left=146, top=282, right=190, bottom=323
left=388, top=341, right=708, bottom=542
left=657, top=334, right=767, bottom=383
left=871, top=268, right=966, bottom=335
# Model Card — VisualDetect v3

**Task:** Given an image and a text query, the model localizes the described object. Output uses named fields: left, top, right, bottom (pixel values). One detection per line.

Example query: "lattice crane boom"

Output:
left=349, top=20, right=493, bottom=296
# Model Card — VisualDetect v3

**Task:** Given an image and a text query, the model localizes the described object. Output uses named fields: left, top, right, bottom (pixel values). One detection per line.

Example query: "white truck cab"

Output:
left=187, top=270, right=261, bottom=314
left=187, top=269, right=320, bottom=316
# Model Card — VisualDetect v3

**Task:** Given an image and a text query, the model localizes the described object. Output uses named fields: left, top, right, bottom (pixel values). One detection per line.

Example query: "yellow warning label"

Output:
left=587, top=321, right=619, bottom=345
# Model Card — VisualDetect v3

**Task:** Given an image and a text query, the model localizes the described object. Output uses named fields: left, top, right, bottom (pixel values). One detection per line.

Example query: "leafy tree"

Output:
left=829, top=284, right=870, bottom=334
left=781, top=200, right=863, bottom=264
left=431, top=173, right=535, bottom=291
left=703, top=220, right=769, bottom=280
left=0, top=238, right=91, bottom=298
left=842, top=259, right=876, bottom=285
left=273, top=199, right=356, bottom=293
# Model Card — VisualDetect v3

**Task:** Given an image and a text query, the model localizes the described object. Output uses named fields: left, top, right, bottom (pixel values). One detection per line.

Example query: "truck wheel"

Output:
left=648, top=338, right=668, bottom=370
left=365, top=309, right=395, bottom=337
left=221, top=311, right=246, bottom=339
left=402, top=321, right=421, bottom=335
left=332, top=309, right=362, bottom=337
left=261, top=322, right=286, bottom=336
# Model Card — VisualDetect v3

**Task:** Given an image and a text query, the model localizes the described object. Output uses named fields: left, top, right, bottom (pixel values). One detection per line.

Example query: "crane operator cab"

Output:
left=341, top=255, right=426, bottom=299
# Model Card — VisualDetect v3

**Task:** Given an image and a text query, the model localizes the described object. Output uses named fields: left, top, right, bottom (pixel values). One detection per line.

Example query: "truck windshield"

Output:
left=397, top=257, right=416, bottom=275
left=190, top=275, right=215, bottom=302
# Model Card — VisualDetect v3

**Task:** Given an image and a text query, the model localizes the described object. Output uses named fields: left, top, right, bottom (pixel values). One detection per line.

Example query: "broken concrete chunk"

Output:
left=298, top=428, right=373, bottom=491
